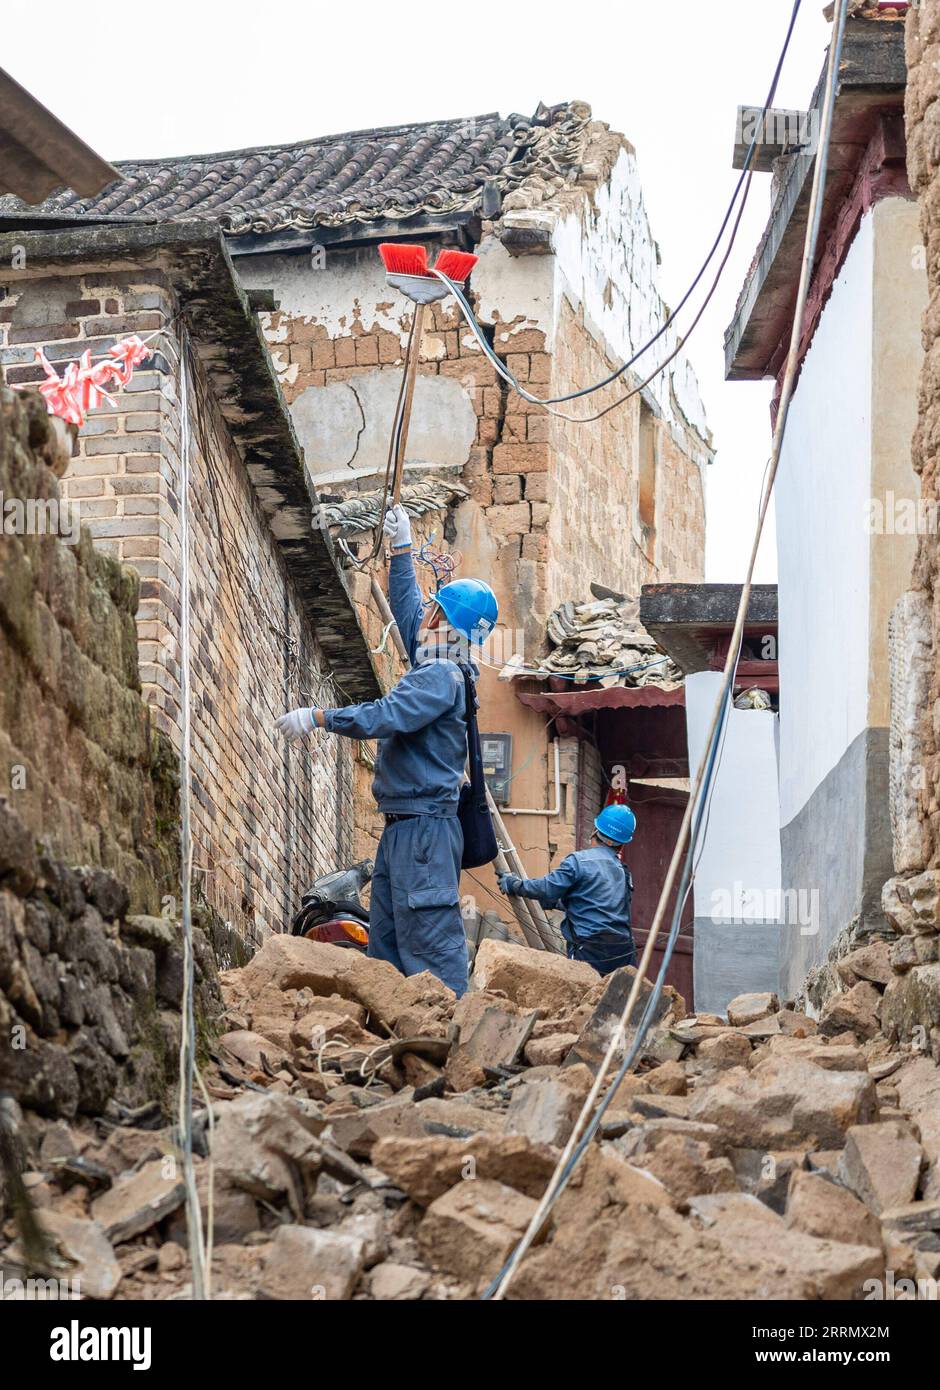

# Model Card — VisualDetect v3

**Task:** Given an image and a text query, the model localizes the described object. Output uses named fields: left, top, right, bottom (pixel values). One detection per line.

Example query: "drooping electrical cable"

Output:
left=486, top=0, right=849, bottom=1301
left=427, top=0, right=804, bottom=418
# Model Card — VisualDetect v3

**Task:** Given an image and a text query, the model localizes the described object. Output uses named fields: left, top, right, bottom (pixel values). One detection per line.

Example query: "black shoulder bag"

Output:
left=456, top=661, right=499, bottom=869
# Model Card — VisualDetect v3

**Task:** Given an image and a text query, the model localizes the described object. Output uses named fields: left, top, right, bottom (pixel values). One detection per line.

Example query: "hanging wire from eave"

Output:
left=486, top=0, right=850, bottom=1300
left=335, top=1, right=803, bottom=577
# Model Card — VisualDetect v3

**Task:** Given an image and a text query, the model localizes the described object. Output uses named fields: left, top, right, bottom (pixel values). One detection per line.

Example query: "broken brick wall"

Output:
left=0, top=269, right=357, bottom=947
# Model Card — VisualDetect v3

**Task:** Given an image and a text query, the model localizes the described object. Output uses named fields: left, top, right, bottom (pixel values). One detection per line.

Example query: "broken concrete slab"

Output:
left=838, top=1121, right=923, bottom=1215
left=471, top=938, right=598, bottom=1014
left=91, top=1160, right=184, bottom=1243
left=257, top=1223, right=366, bottom=1300
left=418, top=1178, right=539, bottom=1284
left=785, top=1169, right=882, bottom=1248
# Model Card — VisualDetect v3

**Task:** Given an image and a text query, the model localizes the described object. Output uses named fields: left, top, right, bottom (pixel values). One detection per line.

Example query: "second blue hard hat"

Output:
left=594, top=803, right=637, bottom=844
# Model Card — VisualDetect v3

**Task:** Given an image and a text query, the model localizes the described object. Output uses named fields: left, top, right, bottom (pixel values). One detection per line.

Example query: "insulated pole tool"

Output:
left=378, top=245, right=477, bottom=505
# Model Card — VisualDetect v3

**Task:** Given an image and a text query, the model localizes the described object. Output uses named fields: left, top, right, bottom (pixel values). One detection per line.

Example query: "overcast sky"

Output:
left=7, top=0, right=833, bottom=582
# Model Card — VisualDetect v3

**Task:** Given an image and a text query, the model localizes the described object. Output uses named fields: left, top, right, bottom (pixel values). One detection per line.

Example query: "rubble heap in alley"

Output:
left=3, top=929, right=940, bottom=1301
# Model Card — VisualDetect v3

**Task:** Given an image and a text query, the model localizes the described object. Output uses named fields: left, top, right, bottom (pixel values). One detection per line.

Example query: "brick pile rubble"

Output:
left=3, top=931, right=939, bottom=1301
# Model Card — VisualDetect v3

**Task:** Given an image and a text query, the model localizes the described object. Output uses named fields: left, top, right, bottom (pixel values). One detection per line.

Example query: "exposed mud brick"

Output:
left=210, top=1091, right=326, bottom=1212
left=818, top=981, right=883, bottom=1040
left=91, top=1160, right=185, bottom=1242
left=372, top=1132, right=557, bottom=1206
left=257, top=1224, right=366, bottom=1301
left=232, top=934, right=453, bottom=1033
left=524, top=1032, right=579, bottom=1067
left=10, top=1211, right=122, bottom=1300
left=219, top=1029, right=290, bottom=1073
left=506, top=1063, right=593, bottom=1147
left=727, top=992, right=778, bottom=1026
left=785, top=1169, right=883, bottom=1247
left=418, top=1178, right=539, bottom=1283
left=838, top=1121, right=924, bottom=1214
left=369, top=1262, right=431, bottom=1300
left=697, top=1032, right=753, bottom=1070
left=491, top=442, right=548, bottom=474
left=470, top=938, right=597, bottom=1015
left=837, top=941, right=894, bottom=987
left=636, top=1132, right=735, bottom=1206
left=646, top=1060, right=687, bottom=1096
left=689, top=1054, right=877, bottom=1149
left=446, top=990, right=537, bottom=1091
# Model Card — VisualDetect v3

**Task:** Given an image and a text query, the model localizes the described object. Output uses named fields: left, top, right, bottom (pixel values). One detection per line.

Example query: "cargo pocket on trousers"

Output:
left=406, top=884, right=461, bottom=957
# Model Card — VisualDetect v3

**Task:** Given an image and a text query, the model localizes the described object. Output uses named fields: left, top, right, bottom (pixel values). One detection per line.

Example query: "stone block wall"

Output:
left=873, top=1, right=940, bottom=1052
left=1, top=270, right=357, bottom=946
left=0, top=387, right=175, bottom=910
left=0, top=386, right=223, bottom=1121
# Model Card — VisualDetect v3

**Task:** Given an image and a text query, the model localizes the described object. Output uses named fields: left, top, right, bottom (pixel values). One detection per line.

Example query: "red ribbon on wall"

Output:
left=15, top=334, right=154, bottom=427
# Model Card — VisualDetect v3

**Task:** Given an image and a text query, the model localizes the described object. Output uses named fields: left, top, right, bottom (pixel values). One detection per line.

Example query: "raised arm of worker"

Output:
left=382, top=502, right=423, bottom=664
left=497, top=855, right=580, bottom=909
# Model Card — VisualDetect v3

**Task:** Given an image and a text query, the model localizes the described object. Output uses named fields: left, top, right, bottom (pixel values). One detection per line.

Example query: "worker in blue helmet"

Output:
left=276, top=502, right=497, bottom=997
left=498, top=802, right=638, bottom=976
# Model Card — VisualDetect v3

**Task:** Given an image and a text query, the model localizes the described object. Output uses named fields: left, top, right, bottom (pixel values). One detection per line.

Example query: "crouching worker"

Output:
left=275, top=503, right=497, bottom=998
left=497, top=804, right=638, bottom=976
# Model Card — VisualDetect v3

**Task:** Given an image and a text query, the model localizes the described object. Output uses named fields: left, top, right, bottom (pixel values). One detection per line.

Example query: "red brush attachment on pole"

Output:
left=378, top=243, right=478, bottom=303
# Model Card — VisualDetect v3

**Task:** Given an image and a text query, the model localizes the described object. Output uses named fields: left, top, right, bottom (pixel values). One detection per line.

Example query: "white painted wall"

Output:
left=685, top=671, right=782, bottom=921
left=775, top=210, right=874, bottom=828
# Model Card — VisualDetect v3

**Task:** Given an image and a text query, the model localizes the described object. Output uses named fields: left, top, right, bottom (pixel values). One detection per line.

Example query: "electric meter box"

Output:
left=481, top=732, right=513, bottom=805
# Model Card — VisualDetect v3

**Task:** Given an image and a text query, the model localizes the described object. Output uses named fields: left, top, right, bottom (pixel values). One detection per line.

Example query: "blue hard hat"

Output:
left=433, top=577, right=498, bottom=644
left=594, top=804, right=636, bottom=844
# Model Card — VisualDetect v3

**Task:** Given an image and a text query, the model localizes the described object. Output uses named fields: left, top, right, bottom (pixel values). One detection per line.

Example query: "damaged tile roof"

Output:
left=0, top=102, right=594, bottom=237
left=324, top=478, right=469, bottom=537
left=502, top=591, right=682, bottom=688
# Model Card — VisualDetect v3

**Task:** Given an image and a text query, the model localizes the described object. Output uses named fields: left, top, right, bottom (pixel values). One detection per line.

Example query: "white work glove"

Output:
left=383, top=503, right=412, bottom=550
left=275, top=707, right=320, bottom=741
